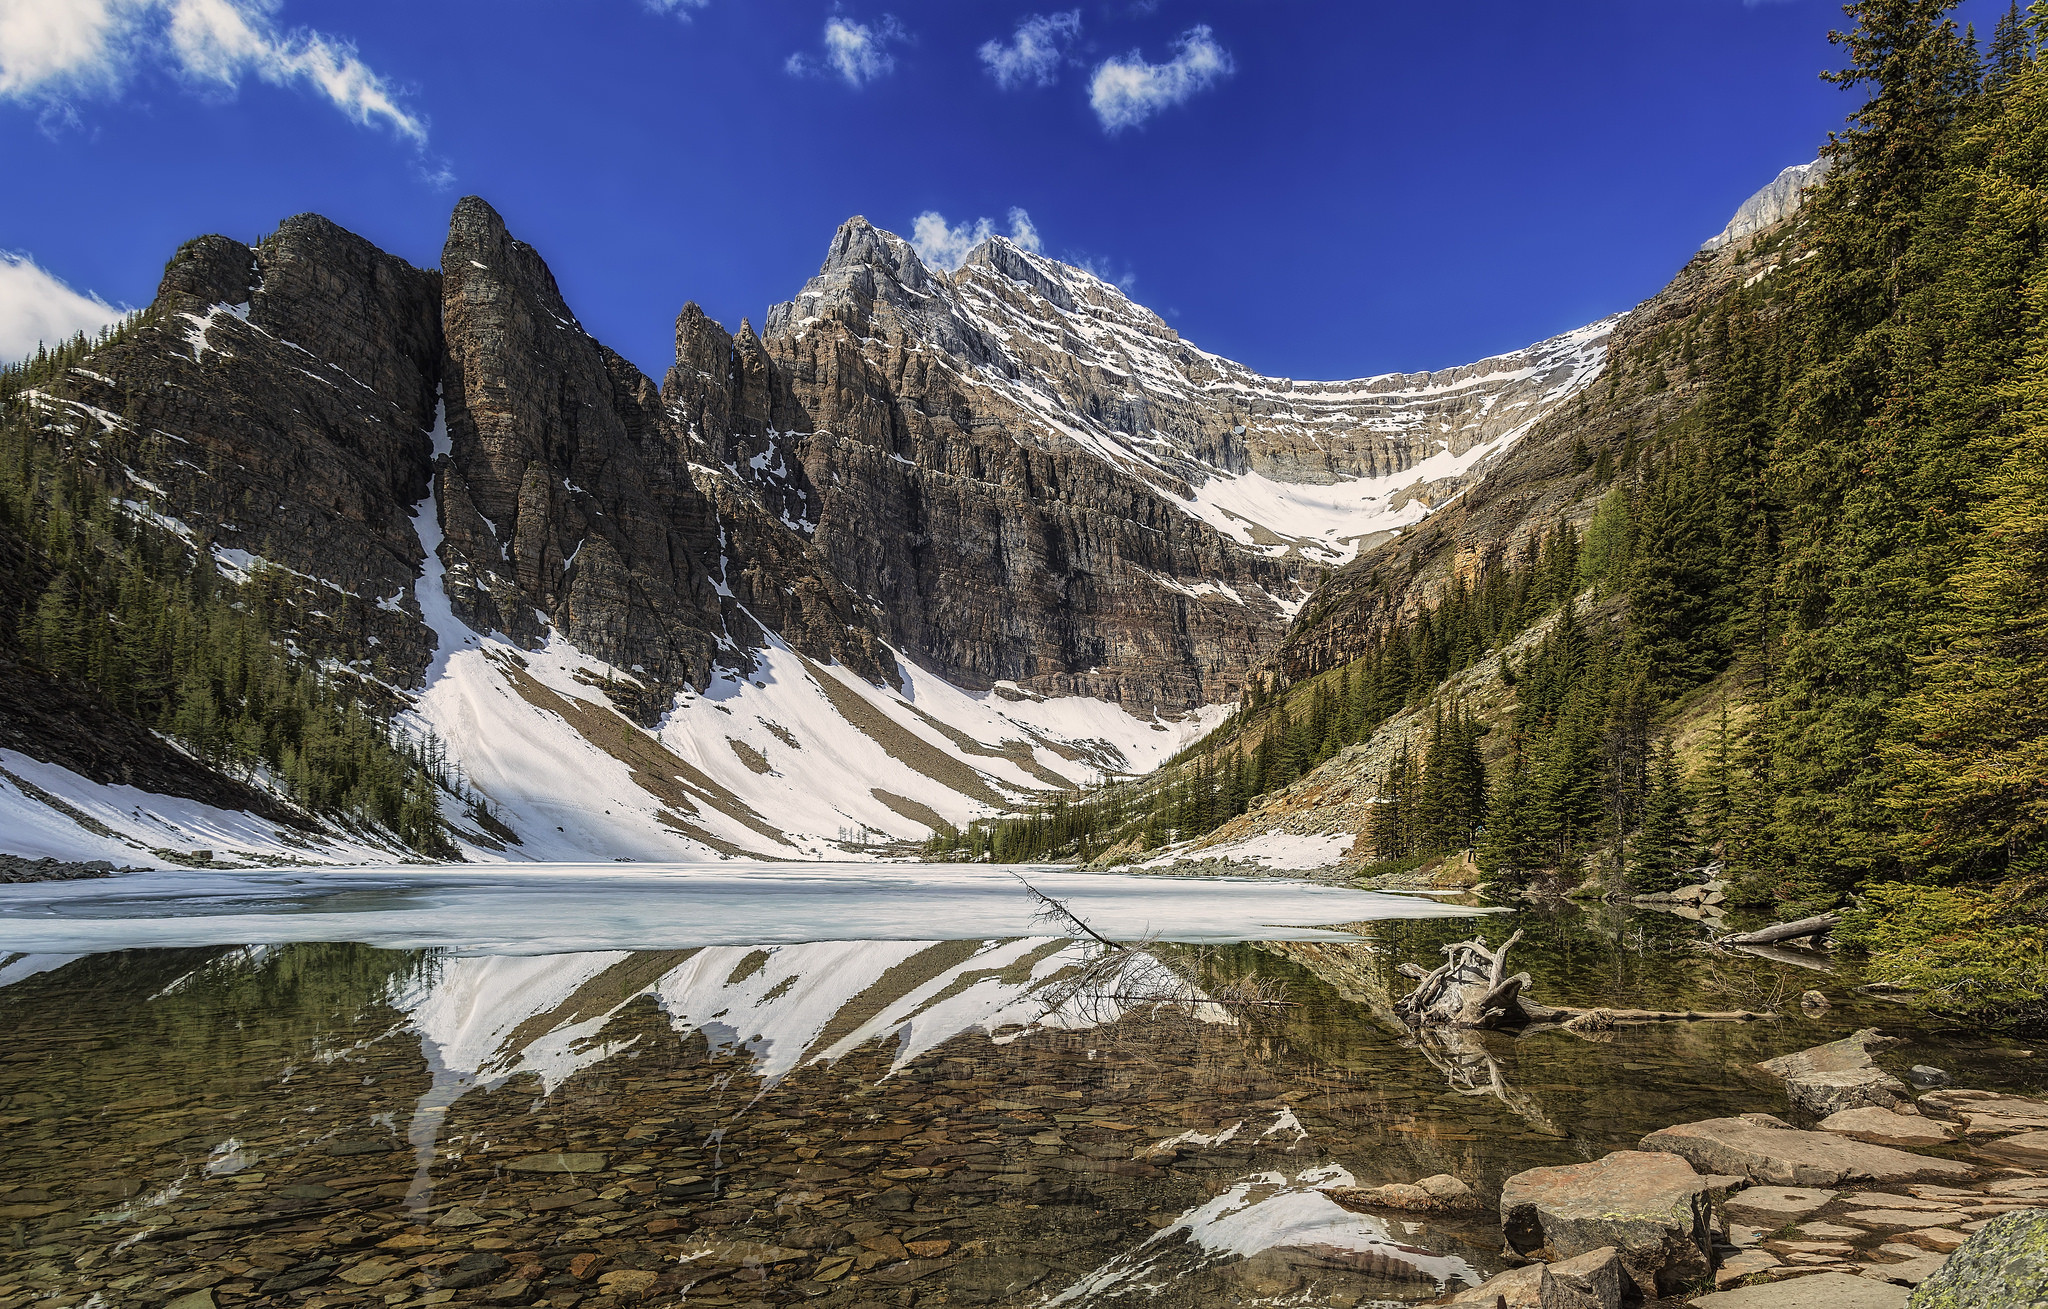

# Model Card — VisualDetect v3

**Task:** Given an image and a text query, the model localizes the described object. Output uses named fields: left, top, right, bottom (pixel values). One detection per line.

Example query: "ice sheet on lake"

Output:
left=0, top=862, right=1484, bottom=957
left=1145, top=831, right=1356, bottom=871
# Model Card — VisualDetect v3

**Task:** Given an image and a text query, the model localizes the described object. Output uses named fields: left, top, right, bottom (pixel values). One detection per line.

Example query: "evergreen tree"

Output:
left=1631, top=738, right=1697, bottom=892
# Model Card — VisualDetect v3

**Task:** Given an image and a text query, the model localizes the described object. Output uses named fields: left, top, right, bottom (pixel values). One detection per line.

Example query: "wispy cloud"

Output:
left=0, top=0, right=427, bottom=144
left=978, top=11, right=1080, bottom=90
left=0, top=252, right=128, bottom=366
left=910, top=207, right=1041, bottom=271
left=1074, top=253, right=1136, bottom=293
left=786, top=14, right=906, bottom=88
left=1088, top=24, right=1232, bottom=132
left=643, top=0, right=711, bottom=18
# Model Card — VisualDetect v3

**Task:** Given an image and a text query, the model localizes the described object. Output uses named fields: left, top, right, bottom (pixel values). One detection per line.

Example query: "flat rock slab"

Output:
left=1714, top=1248, right=1782, bottom=1287
left=1758, top=1028, right=1910, bottom=1117
left=1906, top=1207, right=2048, bottom=1308
left=1819, top=1107, right=1955, bottom=1148
left=1724, top=1186, right=1838, bottom=1222
left=1500, top=1150, right=1710, bottom=1297
left=1847, top=1209, right=1959, bottom=1229
left=1642, top=1118, right=1976, bottom=1186
left=1689, top=1270, right=1909, bottom=1308
left=1916, top=1090, right=2048, bottom=1137
left=1864, top=1254, right=1949, bottom=1285
left=1840, top=1191, right=1957, bottom=1210
left=1976, top=1130, right=2048, bottom=1165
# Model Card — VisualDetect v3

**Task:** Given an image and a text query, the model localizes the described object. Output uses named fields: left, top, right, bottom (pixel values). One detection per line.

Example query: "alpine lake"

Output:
left=0, top=864, right=2035, bottom=1309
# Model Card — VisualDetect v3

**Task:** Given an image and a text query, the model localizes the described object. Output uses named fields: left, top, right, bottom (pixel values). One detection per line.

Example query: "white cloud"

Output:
left=0, top=0, right=426, bottom=144
left=1074, top=253, right=1136, bottom=292
left=643, top=0, right=711, bottom=18
left=0, top=253, right=129, bottom=367
left=978, top=10, right=1079, bottom=90
left=910, top=207, right=1041, bottom=271
left=1088, top=23, right=1232, bottom=132
left=786, top=14, right=905, bottom=88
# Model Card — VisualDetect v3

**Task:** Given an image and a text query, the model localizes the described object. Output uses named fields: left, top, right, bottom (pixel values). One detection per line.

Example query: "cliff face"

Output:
left=5, top=200, right=1612, bottom=861
left=669, top=217, right=1610, bottom=710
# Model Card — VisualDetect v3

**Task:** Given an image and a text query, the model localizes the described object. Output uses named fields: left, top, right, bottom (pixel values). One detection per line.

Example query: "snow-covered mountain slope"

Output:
left=407, top=626, right=1225, bottom=863
left=0, top=627, right=1221, bottom=866
left=767, top=224, right=1615, bottom=568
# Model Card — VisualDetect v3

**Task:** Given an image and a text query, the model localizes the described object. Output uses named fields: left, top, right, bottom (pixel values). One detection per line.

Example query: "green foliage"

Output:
left=941, top=537, right=1578, bottom=864
left=1631, top=739, right=1698, bottom=892
left=0, top=391, right=459, bottom=857
left=1371, top=702, right=1487, bottom=860
left=1837, top=883, right=2048, bottom=1021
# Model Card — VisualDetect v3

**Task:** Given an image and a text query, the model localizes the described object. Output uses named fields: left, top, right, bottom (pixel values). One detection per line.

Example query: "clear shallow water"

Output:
left=0, top=863, right=1486, bottom=955
left=0, top=886, right=2038, bottom=1309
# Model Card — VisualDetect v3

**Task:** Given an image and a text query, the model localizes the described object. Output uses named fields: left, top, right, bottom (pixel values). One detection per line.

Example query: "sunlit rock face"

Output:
left=731, top=217, right=1612, bottom=710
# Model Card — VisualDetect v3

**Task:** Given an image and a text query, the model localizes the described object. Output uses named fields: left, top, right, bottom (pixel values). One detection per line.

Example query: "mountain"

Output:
left=965, top=10, right=2048, bottom=1027
left=0, top=203, right=1607, bottom=863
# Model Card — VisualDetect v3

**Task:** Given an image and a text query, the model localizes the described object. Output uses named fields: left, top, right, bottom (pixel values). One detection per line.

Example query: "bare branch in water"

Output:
left=1013, top=874, right=1123, bottom=950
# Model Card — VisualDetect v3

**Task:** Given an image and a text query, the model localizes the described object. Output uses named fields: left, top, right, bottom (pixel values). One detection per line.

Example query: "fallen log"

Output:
left=1551, top=1007, right=1776, bottom=1033
left=1718, top=912, right=1841, bottom=946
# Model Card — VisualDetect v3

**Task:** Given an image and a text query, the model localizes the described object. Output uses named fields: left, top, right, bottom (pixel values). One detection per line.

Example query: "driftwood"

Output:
left=1396, top=932, right=1782, bottom=1033
left=1395, top=930, right=1533, bottom=1028
left=1719, top=912, right=1841, bottom=946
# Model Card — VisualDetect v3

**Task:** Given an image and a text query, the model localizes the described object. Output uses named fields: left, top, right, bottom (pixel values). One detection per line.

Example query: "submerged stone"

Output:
left=504, top=1150, right=608, bottom=1173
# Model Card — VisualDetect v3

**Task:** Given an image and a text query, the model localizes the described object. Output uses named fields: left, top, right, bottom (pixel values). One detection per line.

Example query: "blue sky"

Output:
left=0, top=0, right=2012, bottom=379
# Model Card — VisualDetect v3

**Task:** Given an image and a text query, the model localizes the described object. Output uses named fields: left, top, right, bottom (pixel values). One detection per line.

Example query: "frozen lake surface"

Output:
left=0, top=861, right=1485, bottom=956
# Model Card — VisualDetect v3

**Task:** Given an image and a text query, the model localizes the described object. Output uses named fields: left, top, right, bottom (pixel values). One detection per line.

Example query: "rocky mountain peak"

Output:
left=156, top=232, right=257, bottom=315
left=959, top=236, right=1077, bottom=313
left=820, top=215, right=929, bottom=282
left=1703, top=158, right=1832, bottom=251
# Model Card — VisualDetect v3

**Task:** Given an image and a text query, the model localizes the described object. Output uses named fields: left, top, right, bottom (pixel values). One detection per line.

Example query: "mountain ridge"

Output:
left=0, top=196, right=1616, bottom=862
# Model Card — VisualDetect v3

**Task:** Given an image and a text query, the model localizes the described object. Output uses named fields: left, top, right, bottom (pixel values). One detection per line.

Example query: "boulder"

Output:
left=1757, top=1029, right=1910, bottom=1117
left=1816, top=1107, right=1955, bottom=1148
left=1688, top=1270, right=1910, bottom=1307
left=1445, top=1247, right=1623, bottom=1309
left=1500, top=1151, right=1711, bottom=1297
left=1641, top=1118, right=1976, bottom=1186
left=1905, top=1066, right=1950, bottom=1090
left=1905, top=1208, right=2048, bottom=1307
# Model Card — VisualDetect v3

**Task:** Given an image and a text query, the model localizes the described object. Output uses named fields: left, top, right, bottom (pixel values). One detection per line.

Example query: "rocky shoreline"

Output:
left=1322, top=1027, right=2048, bottom=1307
left=0, top=856, right=134, bottom=884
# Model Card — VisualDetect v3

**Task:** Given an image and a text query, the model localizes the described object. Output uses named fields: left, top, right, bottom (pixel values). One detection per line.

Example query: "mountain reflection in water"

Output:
left=0, top=909, right=2034, bottom=1308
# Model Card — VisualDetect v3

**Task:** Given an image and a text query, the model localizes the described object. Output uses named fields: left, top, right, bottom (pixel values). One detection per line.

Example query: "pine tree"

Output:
left=1632, top=738, right=1697, bottom=892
